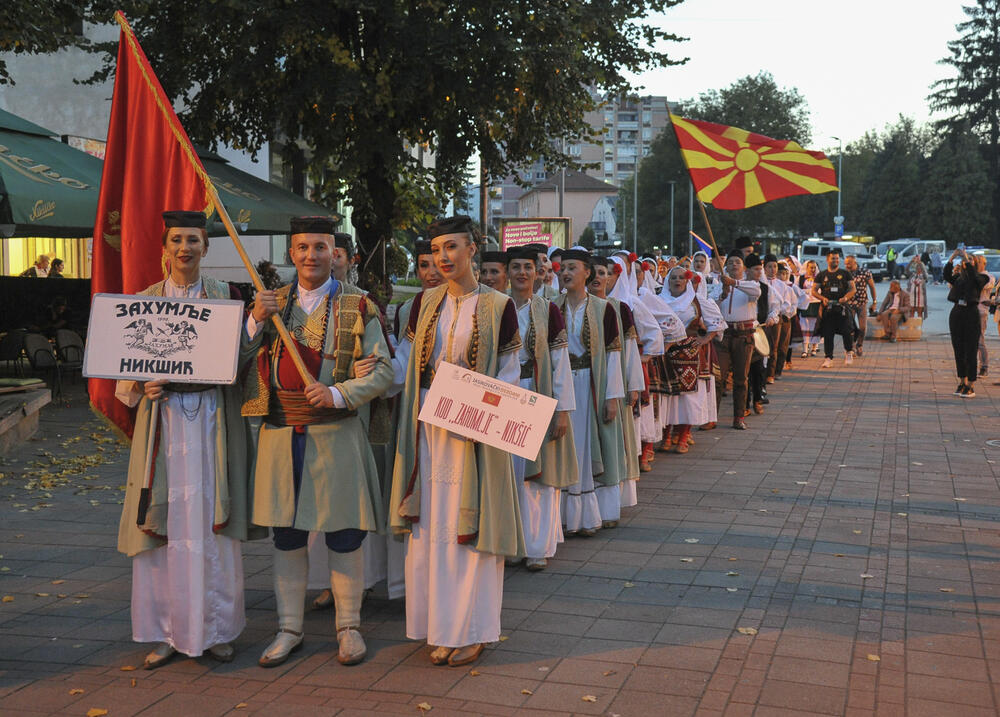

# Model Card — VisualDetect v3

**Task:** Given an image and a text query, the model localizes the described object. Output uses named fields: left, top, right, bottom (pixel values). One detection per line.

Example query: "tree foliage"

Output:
left=0, top=1, right=85, bottom=84
left=929, top=0, right=1000, bottom=244
left=83, top=0, right=687, bottom=298
left=918, top=126, right=994, bottom=241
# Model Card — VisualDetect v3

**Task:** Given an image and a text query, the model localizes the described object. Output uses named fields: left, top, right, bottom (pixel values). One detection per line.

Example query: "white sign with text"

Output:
left=83, top=293, right=244, bottom=384
left=417, top=360, right=558, bottom=461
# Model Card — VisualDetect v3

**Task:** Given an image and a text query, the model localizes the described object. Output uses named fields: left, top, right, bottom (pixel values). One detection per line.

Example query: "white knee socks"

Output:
left=273, top=546, right=308, bottom=632
left=328, top=548, right=364, bottom=630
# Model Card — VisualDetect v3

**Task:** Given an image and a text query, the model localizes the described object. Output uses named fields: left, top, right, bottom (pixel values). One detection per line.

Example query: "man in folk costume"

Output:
left=660, top=267, right=725, bottom=452
left=243, top=216, right=394, bottom=668
left=764, top=256, right=795, bottom=380
left=389, top=215, right=525, bottom=667
left=744, top=254, right=778, bottom=417
left=553, top=250, right=626, bottom=537
left=593, top=255, right=663, bottom=507
left=714, top=250, right=761, bottom=430
left=116, top=211, right=261, bottom=670
left=506, top=247, right=577, bottom=571
left=480, top=250, right=510, bottom=293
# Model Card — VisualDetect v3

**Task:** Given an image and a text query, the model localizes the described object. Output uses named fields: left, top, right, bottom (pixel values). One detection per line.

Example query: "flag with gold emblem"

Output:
left=669, top=114, right=838, bottom=210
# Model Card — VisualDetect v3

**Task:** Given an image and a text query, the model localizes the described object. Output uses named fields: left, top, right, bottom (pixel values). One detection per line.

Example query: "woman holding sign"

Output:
left=114, top=211, right=258, bottom=670
left=390, top=215, right=524, bottom=667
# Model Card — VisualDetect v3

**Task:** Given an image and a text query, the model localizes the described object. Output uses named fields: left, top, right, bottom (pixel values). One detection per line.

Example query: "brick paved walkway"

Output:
left=3, top=286, right=1000, bottom=716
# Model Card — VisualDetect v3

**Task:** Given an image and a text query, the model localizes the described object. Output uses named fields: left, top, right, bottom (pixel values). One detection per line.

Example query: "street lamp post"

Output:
left=831, top=135, right=843, bottom=236
left=633, top=154, right=639, bottom=253
left=668, top=180, right=676, bottom=256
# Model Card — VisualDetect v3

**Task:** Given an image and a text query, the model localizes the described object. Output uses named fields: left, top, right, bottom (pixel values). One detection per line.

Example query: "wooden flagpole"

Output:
left=697, top=201, right=724, bottom=272
left=112, top=12, right=314, bottom=387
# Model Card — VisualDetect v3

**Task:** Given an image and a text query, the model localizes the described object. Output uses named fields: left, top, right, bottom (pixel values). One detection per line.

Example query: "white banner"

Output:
left=417, top=361, right=557, bottom=460
left=83, top=293, right=244, bottom=384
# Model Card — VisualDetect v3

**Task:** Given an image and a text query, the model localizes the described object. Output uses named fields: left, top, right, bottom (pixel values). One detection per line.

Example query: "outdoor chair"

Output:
left=55, top=329, right=85, bottom=384
left=0, top=329, right=26, bottom=375
left=23, top=332, right=62, bottom=397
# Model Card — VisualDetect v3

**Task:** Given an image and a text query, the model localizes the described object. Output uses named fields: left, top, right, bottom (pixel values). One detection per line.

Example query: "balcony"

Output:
left=617, top=121, right=638, bottom=130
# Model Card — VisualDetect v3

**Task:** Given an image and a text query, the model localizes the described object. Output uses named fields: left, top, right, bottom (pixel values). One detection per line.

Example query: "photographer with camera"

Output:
left=811, top=249, right=856, bottom=369
left=945, top=247, right=989, bottom=396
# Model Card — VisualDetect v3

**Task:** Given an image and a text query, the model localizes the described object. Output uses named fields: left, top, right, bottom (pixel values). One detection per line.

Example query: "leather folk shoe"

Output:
left=336, top=627, right=367, bottom=666
left=208, top=642, right=235, bottom=663
left=448, top=643, right=485, bottom=667
left=143, top=642, right=177, bottom=670
left=429, top=645, right=452, bottom=665
left=258, top=628, right=303, bottom=668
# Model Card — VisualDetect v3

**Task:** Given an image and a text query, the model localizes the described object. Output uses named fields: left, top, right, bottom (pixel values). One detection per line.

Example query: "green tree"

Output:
left=578, top=225, right=596, bottom=249
left=929, top=0, right=1000, bottom=245
left=0, top=2, right=84, bottom=84
left=856, top=116, right=933, bottom=241
left=918, top=127, right=994, bottom=241
left=85, top=0, right=687, bottom=299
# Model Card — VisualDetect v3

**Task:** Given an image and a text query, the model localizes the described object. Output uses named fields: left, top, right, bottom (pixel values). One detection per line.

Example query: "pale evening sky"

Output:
left=630, top=0, right=971, bottom=155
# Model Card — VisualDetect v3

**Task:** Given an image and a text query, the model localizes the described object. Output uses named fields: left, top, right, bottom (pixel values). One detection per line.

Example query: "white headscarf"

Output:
left=608, top=255, right=634, bottom=307
left=546, top=245, right=561, bottom=292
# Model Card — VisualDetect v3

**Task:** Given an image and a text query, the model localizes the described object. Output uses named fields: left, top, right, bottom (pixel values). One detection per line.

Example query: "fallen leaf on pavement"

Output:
left=417, top=703, right=433, bottom=712
left=912, top=462, right=923, bottom=466
left=2, top=596, right=13, bottom=603
left=36, top=593, right=50, bottom=597
left=521, top=689, right=533, bottom=695
left=954, top=498, right=967, bottom=502
left=939, top=587, right=955, bottom=593
left=683, top=538, right=700, bottom=543
left=623, top=582, right=635, bottom=588
left=860, top=574, right=874, bottom=579
left=726, top=588, right=739, bottom=592
left=498, top=635, right=509, bottom=642
left=603, top=670, right=617, bottom=676
left=86, top=710, right=108, bottom=717
left=853, top=530, right=863, bottom=535
left=795, top=481, right=808, bottom=485
left=866, top=654, right=880, bottom=662
left=896, top=513, right=908, bottom=517
left=582, top=695, right=598, bottom=703
left=469, top=670, right=480, bottom=676
left=51, top=580, right=64, bottom=585
left=130, top=679, right=136, bottom=688
left=736, top=627, right=758, bottom=635
left=120, top=665, right=136, bottom=671
left=727, top=571, right=739, bottom=576
left=234, top=704, right=248, bottom=710
left=680, top=558, right=693, bottom=563
left=69, top=689, right=84, bottom=695
left=728, top=557, right=738, bottom=561
left=725, top=471, right=736, bottom=475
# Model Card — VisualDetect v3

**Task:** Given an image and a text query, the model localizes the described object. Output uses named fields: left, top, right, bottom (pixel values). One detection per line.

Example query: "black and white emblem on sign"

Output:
left=124, top=318, right=199, bottom=357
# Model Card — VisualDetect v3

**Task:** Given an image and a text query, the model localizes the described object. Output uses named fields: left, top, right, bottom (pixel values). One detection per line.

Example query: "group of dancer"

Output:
left=114, top=214, right=860, bottom=675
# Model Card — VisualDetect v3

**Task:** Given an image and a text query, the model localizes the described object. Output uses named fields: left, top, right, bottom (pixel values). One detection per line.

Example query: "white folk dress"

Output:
left=511, top=300, right=574, bottom=559
left=662, top=286, right=724, bottom=427
left=395, top=288, right=520, bottom=647
left=562, top=297, right=623, bottom=533
left=117, top=278, right=244, bottom=656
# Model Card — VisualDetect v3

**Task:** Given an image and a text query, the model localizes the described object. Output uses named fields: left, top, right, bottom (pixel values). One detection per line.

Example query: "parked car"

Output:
left=798, top=239, right=889, bottom=281
left=875, top=239, right=947, bottom=278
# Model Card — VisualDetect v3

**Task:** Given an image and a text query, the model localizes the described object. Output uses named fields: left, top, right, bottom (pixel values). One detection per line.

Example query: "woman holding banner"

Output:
left=389, top=215, right=525, bottom=667
left=115, top=211, right=259, bottom=670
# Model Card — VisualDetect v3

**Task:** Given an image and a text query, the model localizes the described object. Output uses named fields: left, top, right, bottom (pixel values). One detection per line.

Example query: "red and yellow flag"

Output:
left=669, top=114, right=838, bottom=210
left=90, top=12, right=213, bottom=437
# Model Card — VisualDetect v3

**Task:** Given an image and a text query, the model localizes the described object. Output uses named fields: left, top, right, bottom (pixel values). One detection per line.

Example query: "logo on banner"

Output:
left=124, top=317, right=199, bottom=357
left=482, top=391, right=501, bottom=406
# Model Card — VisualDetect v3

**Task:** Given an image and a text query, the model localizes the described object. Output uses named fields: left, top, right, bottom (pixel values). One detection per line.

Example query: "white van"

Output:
left=798, top=239, right=889, bottom=281
left=876, top=239, right=946, bottom=277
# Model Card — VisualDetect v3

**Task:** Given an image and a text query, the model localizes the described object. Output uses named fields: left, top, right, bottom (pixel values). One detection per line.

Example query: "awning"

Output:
left=198, top=148, right=340, bottom=235
left=0, top=109, right=104, bottom=238
left=0, top=107, right=337, bottom=239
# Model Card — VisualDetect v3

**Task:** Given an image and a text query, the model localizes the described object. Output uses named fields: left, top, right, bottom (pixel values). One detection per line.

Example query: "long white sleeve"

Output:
left=630, top=300, right=665, bottom=356
left=387, top=336, right=411, bottom=397
left=550, top=345, right=576, bottom=412
left=623, top=337, right=644, bottom=392
left=497, top=347, right=521, bottom=385
left=605, top=350, right=625, bottom=400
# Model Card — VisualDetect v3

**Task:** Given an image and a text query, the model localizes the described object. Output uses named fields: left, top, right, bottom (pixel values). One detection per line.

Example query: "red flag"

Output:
left=670, top=114, right=838, bottom=210
left=90, top=12, right=213, bottom=436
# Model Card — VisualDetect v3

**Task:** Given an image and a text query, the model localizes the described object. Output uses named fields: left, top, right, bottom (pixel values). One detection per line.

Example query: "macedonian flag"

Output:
left=669, top=114, right=838, bottom=210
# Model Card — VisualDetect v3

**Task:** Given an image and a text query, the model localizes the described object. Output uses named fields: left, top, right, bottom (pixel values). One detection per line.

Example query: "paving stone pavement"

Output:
left=3, top=284, right=1000, bottom=717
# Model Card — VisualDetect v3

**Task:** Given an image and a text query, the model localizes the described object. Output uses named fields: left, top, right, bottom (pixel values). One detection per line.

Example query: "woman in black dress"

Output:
left=944, top=247, right=988, bottom=397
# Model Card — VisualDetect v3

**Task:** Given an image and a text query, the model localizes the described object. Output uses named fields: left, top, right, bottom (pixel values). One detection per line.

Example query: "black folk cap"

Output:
left=427, top=215, right=475, bottom=239
left=290, top=216, right=337, bottom=235
left=162, top=210, right=207, bottom=229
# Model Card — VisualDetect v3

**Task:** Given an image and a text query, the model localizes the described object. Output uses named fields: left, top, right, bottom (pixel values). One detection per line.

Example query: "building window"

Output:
left=569, top=144, right=582, bottom=156
left=604, top=161, right=614, bottom=172
left=642, top=128, right=653, bottom=141
left=642, top=111, right=652, bottom=125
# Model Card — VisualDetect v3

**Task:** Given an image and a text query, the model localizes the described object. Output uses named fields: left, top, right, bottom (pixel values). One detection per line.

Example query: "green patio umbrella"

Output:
left=0, top=109, right=104, bottom=237
left=197, top=148, right=340, bottom=235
